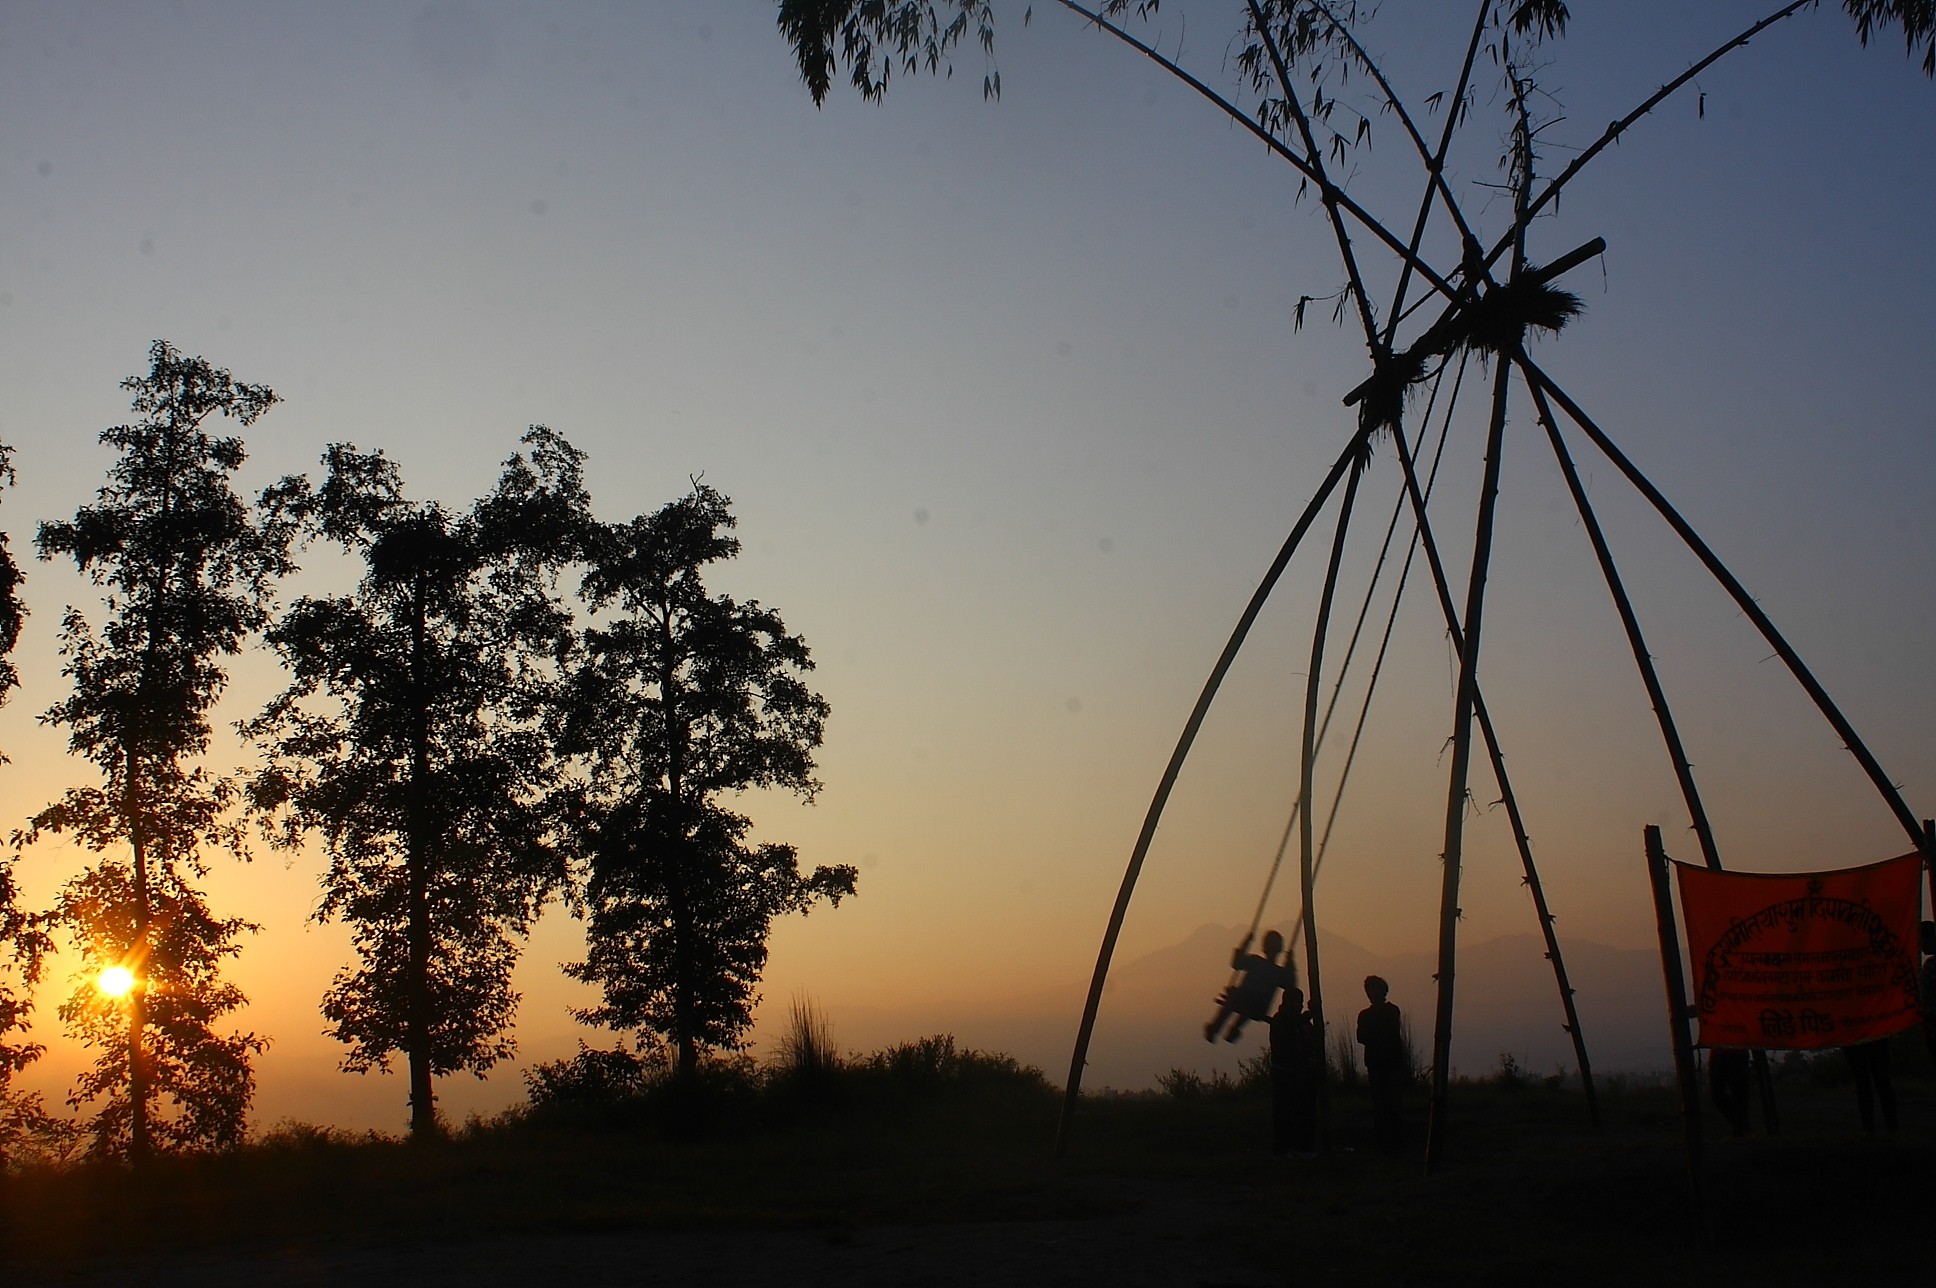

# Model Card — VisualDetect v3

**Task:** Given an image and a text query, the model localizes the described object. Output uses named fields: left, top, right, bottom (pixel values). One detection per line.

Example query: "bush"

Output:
left=523, top=1040, right=659, bottom=1111
left=252, top=1120, right=360, bottom=1153
left=646, top=1055, right=761, bottom=1139
left=1, top=1091, right=82, bottom=1173
left=1156, top=1067, right=1237, bottom=1099
left=850, top=1034, right=1050, bottom=1098
left=1156, top=1068, right=1205, bottom=1098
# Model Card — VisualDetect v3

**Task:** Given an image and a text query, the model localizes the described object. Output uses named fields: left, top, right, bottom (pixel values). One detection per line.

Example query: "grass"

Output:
left=1, top=1037, right=1931, bottom=1285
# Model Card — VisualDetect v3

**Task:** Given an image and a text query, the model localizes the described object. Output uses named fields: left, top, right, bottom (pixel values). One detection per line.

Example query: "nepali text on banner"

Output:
left=1674, top=853, right=1922, bottom=1051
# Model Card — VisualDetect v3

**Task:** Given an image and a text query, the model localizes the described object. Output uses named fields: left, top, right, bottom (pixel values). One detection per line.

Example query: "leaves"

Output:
left=777, top=0, right=1001, bottom=105
left=1844, top=0, right=1936, bottom=75
left=1506, top=0, right=1568, bottom=42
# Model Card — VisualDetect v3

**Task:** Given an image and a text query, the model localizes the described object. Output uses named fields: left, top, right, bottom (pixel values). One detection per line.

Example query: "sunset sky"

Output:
left=3, top=2, right=1931, bottom=1131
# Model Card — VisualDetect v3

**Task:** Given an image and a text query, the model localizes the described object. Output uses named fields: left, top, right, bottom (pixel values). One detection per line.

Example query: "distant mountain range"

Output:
left=810, top=924, right=1672, bottom=1091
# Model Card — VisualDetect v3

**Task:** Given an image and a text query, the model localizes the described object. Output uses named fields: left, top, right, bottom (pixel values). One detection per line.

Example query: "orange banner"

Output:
left=1674, top=854, right=1922, bottom=1050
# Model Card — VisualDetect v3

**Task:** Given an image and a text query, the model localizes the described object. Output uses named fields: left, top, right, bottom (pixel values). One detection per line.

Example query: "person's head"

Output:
left=1277, top=986, right=1305, bottom=1016
left=1364, top=974, right=1389, bottom=1002
left=1261, top=929, right=1284, bottom=957
left=1922, top=921, right=1936, bottom=955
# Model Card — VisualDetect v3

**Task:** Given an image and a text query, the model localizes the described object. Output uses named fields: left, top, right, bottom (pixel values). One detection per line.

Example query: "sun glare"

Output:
left=98, top=966, right=136, bottom=998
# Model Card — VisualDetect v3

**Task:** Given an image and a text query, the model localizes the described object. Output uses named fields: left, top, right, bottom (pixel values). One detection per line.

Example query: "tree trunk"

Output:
left=672, top=872, right=699, bottom=1082
left=662, top=609, right=699, bottom=1081
left=125, top=745, right=151, bottom=1168
left=406, top=571, right=437, bottom=1138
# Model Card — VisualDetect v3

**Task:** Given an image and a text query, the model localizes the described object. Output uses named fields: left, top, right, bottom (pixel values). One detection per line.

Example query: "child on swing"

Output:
left=1205, top=929, right=1293, bottom=1043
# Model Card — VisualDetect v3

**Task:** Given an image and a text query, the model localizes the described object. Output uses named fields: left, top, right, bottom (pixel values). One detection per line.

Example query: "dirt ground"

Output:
left=11, top=1173, right=1276, bottom=1288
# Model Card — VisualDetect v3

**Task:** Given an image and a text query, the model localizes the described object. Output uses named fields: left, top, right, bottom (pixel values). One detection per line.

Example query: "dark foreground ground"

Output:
left=4, top=1063, right=1931, bottom=1287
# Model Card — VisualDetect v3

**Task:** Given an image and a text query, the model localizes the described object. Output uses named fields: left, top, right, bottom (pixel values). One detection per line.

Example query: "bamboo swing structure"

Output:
left=1049, top=0, right=1933, bottom=1169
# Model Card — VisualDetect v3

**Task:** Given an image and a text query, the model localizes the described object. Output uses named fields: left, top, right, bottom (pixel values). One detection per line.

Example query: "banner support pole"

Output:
left=1922, top=819, right=1934, bottom=920
left=1645, top=825, right=1707, bottom=1230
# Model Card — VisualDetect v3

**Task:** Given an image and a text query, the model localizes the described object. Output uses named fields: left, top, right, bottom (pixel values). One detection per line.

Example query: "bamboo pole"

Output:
left=1270, top=363, right=1463, bottom=954
left=1424, top=354, right=1516, bottom=1174
left=1523, top=373, right=1724, bottom=872
left=1387, top=414, right=1602, bottom=1139
left=1341, top=238, right=1605, bottom=414
left=1298, top=456, right=1366, bottom=1145
left=1925, top=820, right=1935, bottom=921
left=1241, top=452, right=1402, bottom=955
left=1285, top=361, right=1466, bottom=957
left=1485, top=1, right=1818, bottom=277
left=1054, top=423, right=1371, bottom=1156
left=1053, top=1, right=1459, bottom=305
left=1520, top=360, right=1927, bottom=851
left=1645, top=825, right=1707, bottom=1227
left=1525, top=369, right=1782, bottom=1132
left=1344, top=0, right=1495, bottom=349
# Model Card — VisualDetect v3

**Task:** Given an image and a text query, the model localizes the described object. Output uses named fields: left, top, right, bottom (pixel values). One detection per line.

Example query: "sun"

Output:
left=97, top=966, right=136, bottom=998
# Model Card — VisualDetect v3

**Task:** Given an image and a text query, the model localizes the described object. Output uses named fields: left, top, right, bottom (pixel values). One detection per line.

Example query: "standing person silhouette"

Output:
left=1356, top=975, right=1406, bottom=1149
left=1268, top=984, right=1319, bottom=1158
left=1842, top=1039, right=1897, bottom=1134
left=1707, top=1047, right=1752, bottom=1139
left=1205, top=929, right=1292, bottom=1043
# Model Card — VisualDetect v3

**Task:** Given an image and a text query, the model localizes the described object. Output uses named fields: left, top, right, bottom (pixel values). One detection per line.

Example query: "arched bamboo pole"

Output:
left=1054, top=422, right=1373, bottom=1155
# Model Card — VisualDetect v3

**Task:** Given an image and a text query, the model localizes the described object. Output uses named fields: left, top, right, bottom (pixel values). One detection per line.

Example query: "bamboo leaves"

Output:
left=1845, top=0, right=1936, bottom=76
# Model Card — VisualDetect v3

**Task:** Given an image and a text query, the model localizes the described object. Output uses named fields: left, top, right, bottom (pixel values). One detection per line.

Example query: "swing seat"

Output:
left=1213, top=984, right=1274, bottom=1023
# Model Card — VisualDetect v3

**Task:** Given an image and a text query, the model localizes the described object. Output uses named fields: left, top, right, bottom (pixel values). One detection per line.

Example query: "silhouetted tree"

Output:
left=245, top=428, right=586, bottom=1137
left=564, top=484, right=855, bottom=1079
left=0, top=442, right=55, bottom=1170
left=23, top=341, right=289, bottom=1163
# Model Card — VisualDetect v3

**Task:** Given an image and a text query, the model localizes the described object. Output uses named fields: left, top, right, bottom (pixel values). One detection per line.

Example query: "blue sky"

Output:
left=2, top=1, right=1930, bottom=1127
